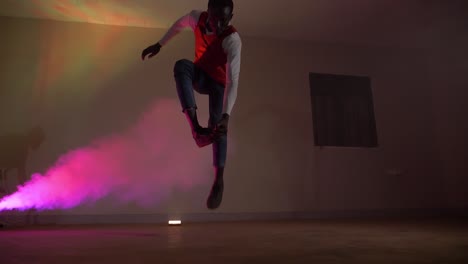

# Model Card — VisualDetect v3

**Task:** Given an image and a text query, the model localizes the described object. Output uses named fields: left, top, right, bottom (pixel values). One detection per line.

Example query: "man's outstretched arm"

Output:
left=158, top=10, right=201, bottom=46
left=142, top=10, right=201, bottom=60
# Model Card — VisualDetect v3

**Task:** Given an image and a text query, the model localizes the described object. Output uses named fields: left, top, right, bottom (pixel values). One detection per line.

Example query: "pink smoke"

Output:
left=0, top=99, right=214, bottom=212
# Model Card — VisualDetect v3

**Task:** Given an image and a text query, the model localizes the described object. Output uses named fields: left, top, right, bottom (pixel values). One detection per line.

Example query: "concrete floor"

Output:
left=1, top=218, right=467, bottom=264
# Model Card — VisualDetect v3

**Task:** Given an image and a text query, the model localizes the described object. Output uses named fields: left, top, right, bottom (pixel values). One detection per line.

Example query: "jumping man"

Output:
left=141, top=0, right=241, bottom=209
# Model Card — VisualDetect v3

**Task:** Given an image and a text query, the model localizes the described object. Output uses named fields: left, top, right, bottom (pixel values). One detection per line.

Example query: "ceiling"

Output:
left=0, top=0, right=467, bottom=48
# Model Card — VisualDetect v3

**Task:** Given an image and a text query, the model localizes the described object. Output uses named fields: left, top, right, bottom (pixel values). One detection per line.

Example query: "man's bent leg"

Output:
left=173, top=59, right=212, bottom=147
left=173, top=59, right=196, bottom=110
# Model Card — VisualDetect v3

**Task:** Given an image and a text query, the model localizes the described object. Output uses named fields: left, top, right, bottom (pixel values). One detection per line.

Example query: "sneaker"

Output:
left=206, top=178, right=224, bottom=209
left=192, top=127, right=213, bottom=148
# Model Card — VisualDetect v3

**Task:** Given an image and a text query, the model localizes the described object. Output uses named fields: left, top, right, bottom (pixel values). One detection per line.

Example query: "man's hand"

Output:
left=141, top=43, right=161, bottom=60
left=214, top=113, right=230, bottom=136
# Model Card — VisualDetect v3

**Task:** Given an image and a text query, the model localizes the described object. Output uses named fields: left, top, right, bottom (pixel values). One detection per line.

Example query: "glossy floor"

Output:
left=1, top=218, right=467, bottom=264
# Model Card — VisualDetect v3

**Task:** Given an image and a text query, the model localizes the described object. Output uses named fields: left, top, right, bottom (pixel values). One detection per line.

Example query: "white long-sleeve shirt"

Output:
left=158, top=10, right=242, bottom=115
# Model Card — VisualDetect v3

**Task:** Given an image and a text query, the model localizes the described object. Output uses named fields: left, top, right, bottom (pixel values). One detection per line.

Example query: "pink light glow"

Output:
left=0, top=99, right=212, bottom=212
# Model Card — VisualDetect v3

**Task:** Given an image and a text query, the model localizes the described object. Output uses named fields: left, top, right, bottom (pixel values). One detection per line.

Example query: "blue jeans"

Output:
left=173, top=59, right=227, bottom=168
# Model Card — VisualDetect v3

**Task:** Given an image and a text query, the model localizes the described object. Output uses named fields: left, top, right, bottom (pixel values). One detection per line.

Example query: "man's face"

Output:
left=207, top=6, right=233, bottom=35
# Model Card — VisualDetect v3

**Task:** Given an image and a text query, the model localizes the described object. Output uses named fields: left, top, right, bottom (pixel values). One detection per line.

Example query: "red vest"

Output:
left=194, top=12, right=237, bottom=86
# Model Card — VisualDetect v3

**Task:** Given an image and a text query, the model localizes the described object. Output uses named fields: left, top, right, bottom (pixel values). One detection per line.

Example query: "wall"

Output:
left=0, top=16, right=465, bottom=224
left=425, top=33, right=468, bottom=209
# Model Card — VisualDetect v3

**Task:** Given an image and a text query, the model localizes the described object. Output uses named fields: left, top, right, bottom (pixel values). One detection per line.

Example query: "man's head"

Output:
left=207, top=0, right=234, bottom=35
